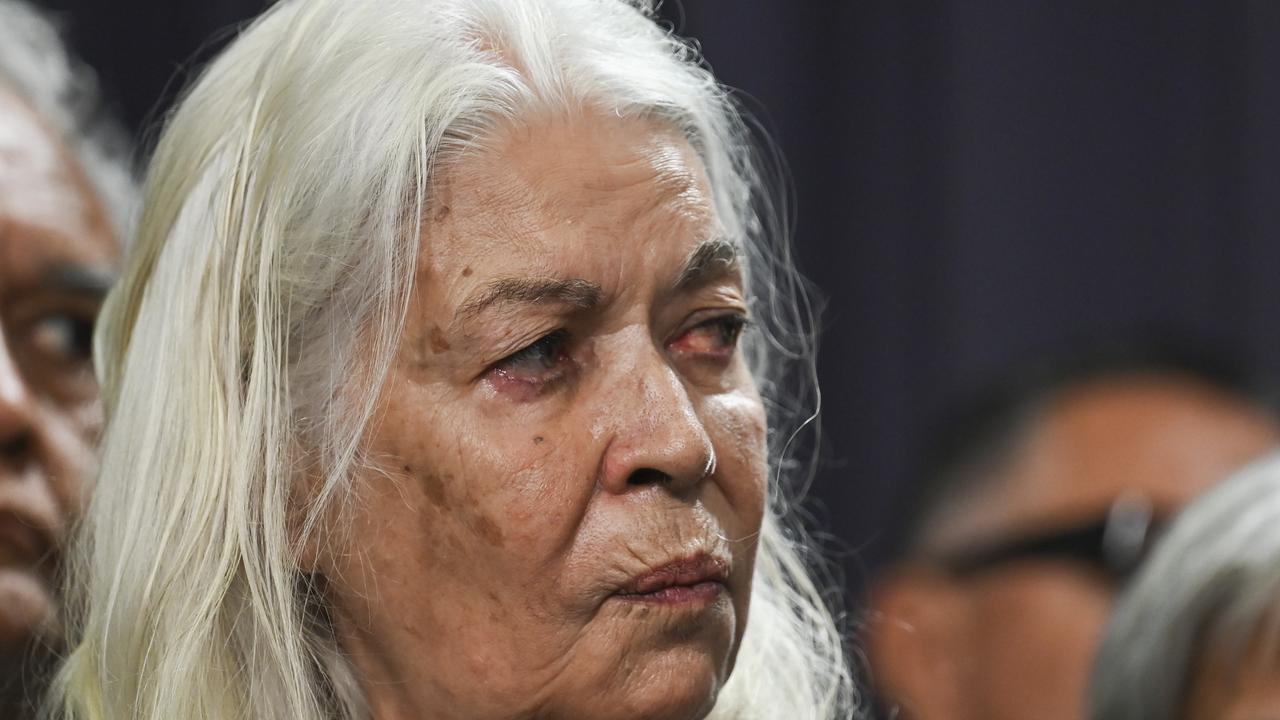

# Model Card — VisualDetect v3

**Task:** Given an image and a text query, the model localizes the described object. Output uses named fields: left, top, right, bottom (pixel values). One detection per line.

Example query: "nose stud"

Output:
left=699, top=452, right=717, bottom=480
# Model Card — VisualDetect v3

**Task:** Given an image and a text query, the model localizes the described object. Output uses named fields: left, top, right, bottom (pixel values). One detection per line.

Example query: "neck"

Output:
left=330, top=610, right=426, bottom=720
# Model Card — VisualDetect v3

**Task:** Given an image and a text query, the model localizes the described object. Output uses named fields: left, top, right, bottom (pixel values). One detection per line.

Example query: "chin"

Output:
left=612, top=646, right=726, bottom=720
left=0, top=569, right=55, bottom=650
left=551, top=595, right=739, bottom=719
left=558, top=633, right=729, bottom=720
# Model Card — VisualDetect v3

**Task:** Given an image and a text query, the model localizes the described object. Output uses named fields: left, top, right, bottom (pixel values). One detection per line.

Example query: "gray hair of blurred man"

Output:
left=1089, top=451, right=1280, bottom=720
left=0, top=0, right=135, bottom=235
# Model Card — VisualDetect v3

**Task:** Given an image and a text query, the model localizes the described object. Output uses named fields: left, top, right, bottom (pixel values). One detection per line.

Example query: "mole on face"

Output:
left=434, top=204, right=451, bottom=222
left=533, top=436, right=544, bottom=444
left=461, top=266, right=473, bottom=277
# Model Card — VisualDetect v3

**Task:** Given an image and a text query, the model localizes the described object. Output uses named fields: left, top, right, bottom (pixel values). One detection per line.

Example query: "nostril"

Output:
left=626, top=468, right=671, bottom=487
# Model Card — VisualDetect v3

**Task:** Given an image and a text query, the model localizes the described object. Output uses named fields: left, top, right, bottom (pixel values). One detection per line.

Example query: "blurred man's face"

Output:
left=868, top=376, right=1280, bottom=720
left=0, top=83, right=115, bottom=657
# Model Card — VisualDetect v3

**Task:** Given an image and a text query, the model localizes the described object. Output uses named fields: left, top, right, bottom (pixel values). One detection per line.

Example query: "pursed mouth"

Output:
left=613, top=553, right=730, bottom=604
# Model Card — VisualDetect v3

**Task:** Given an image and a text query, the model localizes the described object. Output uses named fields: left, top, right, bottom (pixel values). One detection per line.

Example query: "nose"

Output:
left=0, top=331, right=38, bottom=472
left=597, top=348, right=716, bottom=496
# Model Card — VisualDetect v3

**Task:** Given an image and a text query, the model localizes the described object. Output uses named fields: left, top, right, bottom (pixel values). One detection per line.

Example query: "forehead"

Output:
left=422, top=113, right=717, bottom=281
left=0, top=84, right=116, bottom=288
left=1012, top=377, right=1279, bottom=510
left=934, top=376, right=1280, bottom=545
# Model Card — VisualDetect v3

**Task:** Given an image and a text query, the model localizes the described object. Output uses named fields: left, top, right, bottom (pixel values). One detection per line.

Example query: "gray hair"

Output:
left=1089, top=451, right=1280, bottom=720
left=0, top=0, right=135, bottom=236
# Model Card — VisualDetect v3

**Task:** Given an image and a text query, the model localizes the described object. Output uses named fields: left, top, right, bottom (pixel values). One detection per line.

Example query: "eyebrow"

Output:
left=673, top=237, right=742, bottom=292
left=455, top=277, right=604, bottom=325
left=452, top=238, right=740, bottom=326
left=42, top=264, right=116, bottom=299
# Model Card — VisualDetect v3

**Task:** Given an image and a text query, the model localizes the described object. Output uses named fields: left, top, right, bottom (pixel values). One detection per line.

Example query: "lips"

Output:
left=615, top=554, right=729, bottom=604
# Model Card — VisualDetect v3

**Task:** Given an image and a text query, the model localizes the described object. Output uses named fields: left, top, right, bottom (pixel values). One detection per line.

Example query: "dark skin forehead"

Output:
left=0, top=83, right=117, bottom=297
left=923, top=376, right=1280, bottom=552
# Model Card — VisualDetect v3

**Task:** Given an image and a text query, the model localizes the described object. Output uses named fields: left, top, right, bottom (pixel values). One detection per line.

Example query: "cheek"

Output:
left=371, top=388, right=597, bottom=578
left=967, top=570, right=1112, bottom=713
left=704, top=390, right=768, bottom=526
left=343, top=389, right=612, bottom=679
left=37, top=400, right=97, bottom=519
left=458, top=416, right=597, bottom=552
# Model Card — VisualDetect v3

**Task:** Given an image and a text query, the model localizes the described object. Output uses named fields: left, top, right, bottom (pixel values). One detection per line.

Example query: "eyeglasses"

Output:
left=935, top=494, right=1164, bottom=583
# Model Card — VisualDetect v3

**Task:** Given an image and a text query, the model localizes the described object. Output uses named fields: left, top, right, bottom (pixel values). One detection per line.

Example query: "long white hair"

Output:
left=47, top=1, right=856, bottom=718
left=1089, top=452, right=1280, bottom=720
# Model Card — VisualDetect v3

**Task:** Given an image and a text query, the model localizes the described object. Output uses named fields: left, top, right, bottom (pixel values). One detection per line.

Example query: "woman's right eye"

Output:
left=487, top=329, right=572, bottom=390
left=28, top=311, right=95, bottom=366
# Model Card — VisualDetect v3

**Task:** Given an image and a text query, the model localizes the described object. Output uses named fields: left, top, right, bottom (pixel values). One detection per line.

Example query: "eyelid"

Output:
left=669, top=307, right=751, bottom=340
left=6, top=292, right=101, bottom=318
left=480, top=328, right=577, bottom=401
left=479, top=327, right=573, bottom=384
left=495, top=329, right=569, bottom=366
left=474, top=326, right=559, bottom=369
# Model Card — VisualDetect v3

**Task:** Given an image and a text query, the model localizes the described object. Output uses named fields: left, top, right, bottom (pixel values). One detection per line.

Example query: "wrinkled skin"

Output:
left=868, top=377, right=1280, bottom=720
left=0, top=82, right=115, bottom=705
left=319, top=112, right=769, bottom=720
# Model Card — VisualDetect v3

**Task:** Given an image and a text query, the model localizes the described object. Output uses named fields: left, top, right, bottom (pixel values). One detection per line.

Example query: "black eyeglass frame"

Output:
left=934, top=494, right=1164, bottom=583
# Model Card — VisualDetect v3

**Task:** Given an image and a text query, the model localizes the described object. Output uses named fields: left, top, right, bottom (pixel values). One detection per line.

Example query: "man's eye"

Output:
left=29, top=312, right=94, bottom=365
left=491, top=329, right=571, bottom=381
left=669, top=314, right=749, bottom=358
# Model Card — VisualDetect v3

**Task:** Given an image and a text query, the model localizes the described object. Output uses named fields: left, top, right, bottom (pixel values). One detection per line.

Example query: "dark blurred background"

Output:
left=31, top=0, right=1280, bottom=604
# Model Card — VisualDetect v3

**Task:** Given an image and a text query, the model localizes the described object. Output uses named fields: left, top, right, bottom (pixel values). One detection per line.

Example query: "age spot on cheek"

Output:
left=416, top=469, right=450, bottom=508
left=458, top=481, right=507, bottom=548
left=429, top=325, right=451, bottom=353
left=411, top=464, right=508, bottom=548
left=469, top=513, right=506, bottom=548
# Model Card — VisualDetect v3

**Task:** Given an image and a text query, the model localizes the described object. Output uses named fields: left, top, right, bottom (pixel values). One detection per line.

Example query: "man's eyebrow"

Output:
left=42, top=264, right=116, bottom=298
left=455, top=277, right=604, bottom=324
left=673, top=237, right=742, bottom=292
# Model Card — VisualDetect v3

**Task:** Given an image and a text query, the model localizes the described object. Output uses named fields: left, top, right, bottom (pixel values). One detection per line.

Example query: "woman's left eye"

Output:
left=489, top=329, right=572, bottom=385
left=668, top=314, right=749, bottom=358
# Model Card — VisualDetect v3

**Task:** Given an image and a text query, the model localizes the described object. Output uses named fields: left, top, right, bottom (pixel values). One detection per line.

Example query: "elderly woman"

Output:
left=1089, top=452, right=1280, bottom=720
left=47, top=1, right=854, bottom=719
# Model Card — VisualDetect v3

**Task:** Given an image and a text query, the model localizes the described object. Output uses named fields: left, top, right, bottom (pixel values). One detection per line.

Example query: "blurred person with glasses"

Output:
left=865, top=341, right=1280, bottom=720
left=0, top=2, right=132, bottom=716
left=1090, top=451, right=1280, bottom=720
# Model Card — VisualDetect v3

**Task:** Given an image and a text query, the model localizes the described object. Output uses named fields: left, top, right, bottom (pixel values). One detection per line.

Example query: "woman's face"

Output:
left=324, top=112, right=769, bottom=720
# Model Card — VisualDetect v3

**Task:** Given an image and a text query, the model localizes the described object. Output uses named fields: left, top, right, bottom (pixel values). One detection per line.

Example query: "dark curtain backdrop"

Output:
left=32, top=0, right=1280, bottom=602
